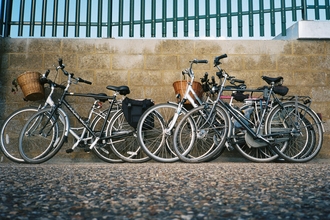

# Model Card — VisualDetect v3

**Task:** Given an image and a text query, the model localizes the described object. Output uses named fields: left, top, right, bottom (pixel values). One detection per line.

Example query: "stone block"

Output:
left=310, top=55, right=330, bottom=71
left=62, top=39, right=95, bottom=53
left=292, top=41, right=326, bottom=55
left=129, top=70, right=162, bottom=87
left=94, top=70, right=129, bottom=87
left=144, top=55, right=177, bottom=70
left=77, top=54, right=111, bottom=70
left=27, top=38, right=62, bottom=53
left=112, top=54, right=144, bottom=70
left=8, top=53, right=44, bottom=71
left=244, top=55, right=277, bottom=71
left=277, top=55, right=309, bottom=71
left=162, top=40, right=195, bottom=55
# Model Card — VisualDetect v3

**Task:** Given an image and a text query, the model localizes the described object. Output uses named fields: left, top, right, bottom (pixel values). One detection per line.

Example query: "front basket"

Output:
left=17, top=71, right=45, bottom=101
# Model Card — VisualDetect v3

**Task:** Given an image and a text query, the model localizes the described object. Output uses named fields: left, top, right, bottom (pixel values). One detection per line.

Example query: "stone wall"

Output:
left=0, top=38, right=330, bottom=161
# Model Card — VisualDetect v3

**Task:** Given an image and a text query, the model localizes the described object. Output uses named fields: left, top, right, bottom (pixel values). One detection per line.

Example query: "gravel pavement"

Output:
left=1, top=160, right=330, bottom=220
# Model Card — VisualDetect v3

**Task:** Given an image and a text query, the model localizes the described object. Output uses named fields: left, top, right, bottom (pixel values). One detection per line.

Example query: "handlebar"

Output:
left=57, top=58, right=92, bottom=85
left=192, top=59, right=208, bottom=64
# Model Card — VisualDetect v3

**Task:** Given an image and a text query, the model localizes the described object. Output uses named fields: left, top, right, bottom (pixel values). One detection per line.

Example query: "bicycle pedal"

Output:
left=84, top=147, right=91, bottom=153
left=66, top=149, right=74, bottom=153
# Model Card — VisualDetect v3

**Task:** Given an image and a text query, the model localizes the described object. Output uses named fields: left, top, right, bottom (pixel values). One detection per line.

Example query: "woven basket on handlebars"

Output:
left=17, top=71, right=45, bottom=101
left=173, top=80, right=203, bottom=105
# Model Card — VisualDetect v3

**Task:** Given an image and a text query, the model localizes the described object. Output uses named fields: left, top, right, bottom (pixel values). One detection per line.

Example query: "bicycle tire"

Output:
left=173, top=104, right=229, bottom=163
left=136, top=103, right=188, bottom=163
left=265, top=102, right=323, bottom=162
left=103, top=110, right=150, bottom=163
left=0, top=106, right=39, bottom=163
left=18, top=108, right=66, bottom=164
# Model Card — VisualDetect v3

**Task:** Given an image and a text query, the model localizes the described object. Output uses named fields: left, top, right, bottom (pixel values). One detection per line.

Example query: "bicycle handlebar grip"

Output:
left=194, top=59, right=208, bottom=64
left=44, top=69, right=50, bottom=78
left=58, top=58, right=63, bottom=67
left=211, top=76, right=216, bottom=85
left=218, top=54, right=227, bottom=59
left=77, top=77, right=92, bottom=85
left=201, top=72, right=208, bottom=83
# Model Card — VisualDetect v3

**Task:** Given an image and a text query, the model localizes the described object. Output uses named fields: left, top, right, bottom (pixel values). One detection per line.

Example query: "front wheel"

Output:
left=18, top=108, right=66, bottom=164
left=173, top=104, right=229, bottom=163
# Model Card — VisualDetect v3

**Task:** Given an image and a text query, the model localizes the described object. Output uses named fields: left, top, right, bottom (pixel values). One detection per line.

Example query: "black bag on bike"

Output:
left=122, top=97, right=154, bottom=129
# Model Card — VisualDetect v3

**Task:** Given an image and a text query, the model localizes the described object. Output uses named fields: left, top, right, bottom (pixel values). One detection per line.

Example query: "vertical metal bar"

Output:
left=140, top=0, right=145, bottom=37
left=29, top=0, right=36, bottom=36
left=281, top=0, right=286, bottom=36
left=86, top=0, right=92, bottom=37
left=227, top=0, right=232, bottom=37
left=162, top=0, right=167, bottom=37
left=64, top=0, right=69, bottom=37
left=173, top=0, right=177, bottom=37
left=291, top=0, right=297, bottom=21
left=249, top=0, right=253, bottom=37
left=205, top=0, right=210, bottom=37
left=0, top=0, right=5, bottom=36
left=326, top=0, right=330, bottom=20
left=259, top=0, right=264, bottom=36
left=18, top=0, right=25, bottom=37
left=216, top=0, right=221, bottom=37
left=129, top=0, right=134, bottom=37
left=97, top=0, right=103, bottom=37
left=41, top=0, right=47, bottom=37
left=75, top=0, right=81, bottom=37
left=118, top=0, right=123, bottom=36
left=314, top=0, right=320, bottom=20
left=270, top=0, right=275, bottom=36
left=107, top=0, right=112, bottom=38
left=195, top=0, right=199, bottom=37
left=238, top=0, right=243, bottom=37
left=184, top=0, right=188, bottom=37
left=151, top=0, right=156, bottom=37
left=3, top=0, right=12, bottom=37
left=52, top=0, right=58, bottom=37
left=301, top=0, right=307, bottom=20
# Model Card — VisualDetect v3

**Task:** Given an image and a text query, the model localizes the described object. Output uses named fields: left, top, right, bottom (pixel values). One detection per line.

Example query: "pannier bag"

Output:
left=273, top=86, right=289, bottom=96
left=122, top=97, right=154, bottom=129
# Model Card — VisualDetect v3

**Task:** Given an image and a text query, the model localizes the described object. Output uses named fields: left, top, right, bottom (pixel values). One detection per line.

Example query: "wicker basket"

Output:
left=173, top=80, right=203, bottom=104
left=17, top=71, right=44, bottom=101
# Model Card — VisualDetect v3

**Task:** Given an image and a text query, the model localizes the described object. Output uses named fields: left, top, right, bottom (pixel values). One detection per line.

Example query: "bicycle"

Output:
left=18, top=59, right=149, bottom=163
left=136, top=58, right=221, bottom=162
left=173, top=55, right=324, bottom=163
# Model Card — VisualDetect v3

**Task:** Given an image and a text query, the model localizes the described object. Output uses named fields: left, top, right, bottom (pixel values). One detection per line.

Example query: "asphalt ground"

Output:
left=1, top=158, right=330, bottom=220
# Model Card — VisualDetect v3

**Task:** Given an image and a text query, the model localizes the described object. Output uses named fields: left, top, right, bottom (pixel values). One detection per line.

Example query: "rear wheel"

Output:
left=265, top=102, right=323, bottom=163
left=0, top=107, right=39, bottom=163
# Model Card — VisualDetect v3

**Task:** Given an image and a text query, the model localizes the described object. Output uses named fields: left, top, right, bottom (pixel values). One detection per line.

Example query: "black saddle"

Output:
left=106, top=85, right=130, bottom=96
left=262, top=76, right=283, bottom=85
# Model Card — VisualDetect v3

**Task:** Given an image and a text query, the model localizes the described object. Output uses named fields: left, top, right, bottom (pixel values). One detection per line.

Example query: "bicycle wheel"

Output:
left=232, top=104, right=279, bottom=162
left=173, top=104, right=229, bottom=163
left=18, top=108, right=66, bottom=164
left=103, top=110, right=150, bottom=163
left=136, top=103, right=188, bottom=163
left=265, top=102, right=323, bottom=162
left=0, top=106, right=39, bottom=163
left=88, top=108, right=124, bottom=163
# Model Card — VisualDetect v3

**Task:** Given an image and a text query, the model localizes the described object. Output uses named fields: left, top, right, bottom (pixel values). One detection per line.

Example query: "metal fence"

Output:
left=1, top=0, right=330, bottom=38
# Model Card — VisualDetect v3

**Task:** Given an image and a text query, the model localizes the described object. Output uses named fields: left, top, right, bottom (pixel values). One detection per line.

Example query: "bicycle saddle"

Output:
left=262, top=76, right=283, bottom=85
left=106, top=85, right=130, bottom=96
